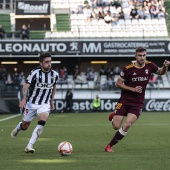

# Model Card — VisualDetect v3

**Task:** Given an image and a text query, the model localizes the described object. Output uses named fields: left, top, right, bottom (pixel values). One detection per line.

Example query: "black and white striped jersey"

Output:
left=26, top=66, right=58, bottom=105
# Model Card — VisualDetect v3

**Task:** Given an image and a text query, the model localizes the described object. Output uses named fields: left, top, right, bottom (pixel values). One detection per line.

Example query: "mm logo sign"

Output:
left=83, top=43, right=101, bottom=53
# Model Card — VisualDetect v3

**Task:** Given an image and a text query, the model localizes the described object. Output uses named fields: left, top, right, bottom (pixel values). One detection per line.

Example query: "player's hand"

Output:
left=134, top=86, right=142, bottom=93
left=50, top=100, right=55, bottom=110
left=163, top=60, right=170, bottom=67
left=19, top=99, right=26, bottom=109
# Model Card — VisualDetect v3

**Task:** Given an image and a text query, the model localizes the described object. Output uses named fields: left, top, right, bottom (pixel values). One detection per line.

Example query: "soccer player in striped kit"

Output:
left=11, top=52, right=59, bottom=153
left=105, top=47, right=170, bottom=152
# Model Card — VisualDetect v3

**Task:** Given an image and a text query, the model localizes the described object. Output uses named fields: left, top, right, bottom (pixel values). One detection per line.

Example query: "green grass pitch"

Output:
left=0, top=112, right=170, bottom=170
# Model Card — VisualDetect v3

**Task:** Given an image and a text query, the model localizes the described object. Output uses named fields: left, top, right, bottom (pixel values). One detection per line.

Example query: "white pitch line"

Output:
left=0, top=114, right=21, bottom=122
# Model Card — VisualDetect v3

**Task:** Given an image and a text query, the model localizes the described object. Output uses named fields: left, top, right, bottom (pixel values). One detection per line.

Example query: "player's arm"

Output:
left=50, top=85, right=56, bottom=110
left=157, top=60, right=170, bottom=75
left=19, top=83, right=30, bottom=109
left=116, top=77, right=142, bottom=93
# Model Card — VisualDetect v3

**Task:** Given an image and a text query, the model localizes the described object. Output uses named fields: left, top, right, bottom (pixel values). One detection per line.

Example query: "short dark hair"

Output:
left=39, top=52, right=51, bottom=62
left=136, top=47, right=147, bottom=53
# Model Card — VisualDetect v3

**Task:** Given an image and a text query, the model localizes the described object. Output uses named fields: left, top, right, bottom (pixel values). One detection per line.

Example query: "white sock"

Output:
left=28, top=125, right=44, bottom=146
left=119, top=127, right=127, bottom=136
left=16, top=122, right=22, bottom=131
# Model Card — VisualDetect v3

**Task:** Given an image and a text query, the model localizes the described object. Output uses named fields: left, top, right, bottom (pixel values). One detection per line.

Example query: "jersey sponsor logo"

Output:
left=132, top=77, right=148, bottom=82
left=36, top=83, right=53, bottom=89
left=120, top=71, right=124, bottom=76
left=145, top=69, right=149, bottom=74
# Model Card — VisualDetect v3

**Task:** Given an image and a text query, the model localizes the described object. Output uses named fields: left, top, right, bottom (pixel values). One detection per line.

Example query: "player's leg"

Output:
left=108, top=111, right=115, bottom=121
left=25, top=105, right=50, bottom=153
left=11, top=121, right=31, bottom=138
left=105, top=115, right=124, bottom=152
left=122, top=113, right=138, bottom=132
left=109, top=113, right=137, bottom=147
left=105, top=105, right=141, bottom=152
left=11, top=106, right=34, bottom=138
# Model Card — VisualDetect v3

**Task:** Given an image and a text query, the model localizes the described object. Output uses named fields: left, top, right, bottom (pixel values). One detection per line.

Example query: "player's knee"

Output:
left=123, top=122, right=132, bottom=130
left=112, top=122, right=121, bottom=130
left=38, top=120, right=46, bottom=126
left=21, top=122, right=30, bottom=130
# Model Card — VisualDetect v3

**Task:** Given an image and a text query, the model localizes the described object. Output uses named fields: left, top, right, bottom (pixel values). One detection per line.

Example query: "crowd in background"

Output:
left=0, top=24, right=29, bottom=39
left=0, top=60, right=166, bottom=97
left=0, top=65, right=26, bottom=91
left=71, top=0, right=166, bottom=24
left=56, top=63, right=121, bottom=90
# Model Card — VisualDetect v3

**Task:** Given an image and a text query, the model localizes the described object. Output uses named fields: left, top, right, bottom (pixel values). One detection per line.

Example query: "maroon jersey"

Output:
left=118, top=60, right=159, bottom=106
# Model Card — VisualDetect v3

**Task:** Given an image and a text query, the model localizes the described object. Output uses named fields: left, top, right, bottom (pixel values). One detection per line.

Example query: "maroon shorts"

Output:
left=114, top=103, right=143, bottom=118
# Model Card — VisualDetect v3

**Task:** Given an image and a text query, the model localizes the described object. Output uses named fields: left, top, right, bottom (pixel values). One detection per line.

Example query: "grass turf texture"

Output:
left=0, top=112, right=170, bottom=170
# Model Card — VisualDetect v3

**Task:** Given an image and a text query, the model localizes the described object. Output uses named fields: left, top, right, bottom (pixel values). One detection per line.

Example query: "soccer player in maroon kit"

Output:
left=105, top=47, right=170, bottom=152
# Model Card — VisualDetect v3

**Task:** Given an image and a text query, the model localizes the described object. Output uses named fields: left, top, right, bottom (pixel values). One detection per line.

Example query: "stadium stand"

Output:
left=0, top=0, right=170, bottom=94
left=44, top=0, right=169, bottom=39
left=0, top=14, right=11, bottom=31
left=165, top=1, right=170, bottom=36
left=56, top=13, right=71, bottom=31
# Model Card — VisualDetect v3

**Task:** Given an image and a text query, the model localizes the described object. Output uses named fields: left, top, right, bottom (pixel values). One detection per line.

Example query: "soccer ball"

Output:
left=58, top=141, right=73, bottom=156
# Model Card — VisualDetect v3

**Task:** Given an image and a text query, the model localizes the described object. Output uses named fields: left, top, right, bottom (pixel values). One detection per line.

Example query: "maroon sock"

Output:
left=109, top=128, right=127, bottom=146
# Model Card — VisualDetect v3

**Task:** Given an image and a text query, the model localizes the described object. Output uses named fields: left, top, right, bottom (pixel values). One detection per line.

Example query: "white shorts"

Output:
left=23, top=102, right=51, bottom=122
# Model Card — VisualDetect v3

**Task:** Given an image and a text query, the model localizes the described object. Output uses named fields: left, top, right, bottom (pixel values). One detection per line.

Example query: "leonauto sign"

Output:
left=0, top=40, right=170, bottom=57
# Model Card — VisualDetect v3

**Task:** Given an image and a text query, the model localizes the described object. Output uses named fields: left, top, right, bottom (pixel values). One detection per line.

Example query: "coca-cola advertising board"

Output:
left=144, top=99, right=170, bottom=112
left=53, top=99, right=170, bottom=112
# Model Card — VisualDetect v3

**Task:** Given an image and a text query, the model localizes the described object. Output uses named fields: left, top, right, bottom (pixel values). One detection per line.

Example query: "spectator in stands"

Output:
left=113, top=64, right=121, bottom=75
left=83, top=6, right=94, bottom=23
left=100, top=65, right=106, bottom=75
left=149, top=73, right=157, bottom=87
left=105, top=64, right=112, bottom=78
left=65, top=90, right=73, bottom=112
left=60, top=66, right=68, bottom=81
left=150, top=5, right=159, bottom=18
left=106, top=76, right=114, bottom=90
left=135, top=1, right=142, bottom=10
left=0, top=65, right=7, bottom=81
left=12, top=67, right=20, bottom=87
left=84, top=0, right=89, bottom=7
left=130, top=6, right=139, bottom=19
left=6, top=73, right=13, bottom=84
left=138, top=6, right=146, bottom=19
left=144, top=5, right=151, bottom=19
left=21, top=24, right=29, bottom=40
left=118, top=7, right=125, bottom=19
left=157, top=9, right=166, bottom=18
left=104, top=10, right=118, bottom=24
left=108, top=67, right=114, bottom=79
left=86, top=69, right=95, bottom=81
left=102, top=0, right=110, bottom=6
left=18, top=71, right=26, bottom=88
left=97, top=0, right=103, bottom=7
left=110, top=0, right=121, bottom=8
left=92, top=94, right=101, bottom=112
left=93, top=6, right=105, bottom=19
left=87, top=64, right=94, bottom=73
left=77, top=4, right=84, bottom=14
left=73, top=64, right=80, bottom=80
left=0, top=25, right=5, bottom=39
left=90, top=0, right=98, bottom=8
left=95, top=75, right=101, bottom=89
